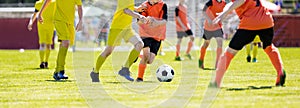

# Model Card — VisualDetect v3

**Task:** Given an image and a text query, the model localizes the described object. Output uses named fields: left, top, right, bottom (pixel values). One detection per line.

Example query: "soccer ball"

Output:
left=156, top=64, right=174, bottom=82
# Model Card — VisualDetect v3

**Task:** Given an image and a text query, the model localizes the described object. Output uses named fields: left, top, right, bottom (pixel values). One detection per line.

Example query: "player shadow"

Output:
left=226, top=86, right=273, bottom=91
left=43, top=80, right=75, bottom=82
left=203, top=68, right=216, bottom=70
left=25, top=68, right=49, bottom=70
left=105, top=81, right=132, bottom=84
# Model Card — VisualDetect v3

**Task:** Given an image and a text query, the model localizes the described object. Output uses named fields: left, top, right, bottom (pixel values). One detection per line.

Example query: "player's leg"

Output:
left=137, top=47, right=149, bottom=82
left=214, top=29, right=224, bottom=68
left=245, top=43, right=252, bottom=62
left=213, top=29, right=256, bottom=87
left=252, top=36, right=261, bottom=62
left=185, top=30, right=194, bottom=60
left=39, top=43, right=46, bottom=68
left=44, top=44, right=51, bottom=68
left=175, top=32, right=184, bottom=61
left=259, top=27, right=285, bottom=86
left=44, top=29, right=55, bottom=68
left=215, top=37, right=223, bottom=69
left=199, top=30, right=212, bottom=69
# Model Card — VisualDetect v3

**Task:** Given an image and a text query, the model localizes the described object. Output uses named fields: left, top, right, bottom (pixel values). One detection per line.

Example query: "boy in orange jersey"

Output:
left=175, top=0, right=194, bottom=61
left=199, top=0, right=227, bottom=69
left=212, top=0, right=286, bottom=88
left=135, top=0, right=168, bottom=82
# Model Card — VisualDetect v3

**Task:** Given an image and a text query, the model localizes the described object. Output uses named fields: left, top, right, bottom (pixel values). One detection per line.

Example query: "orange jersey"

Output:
left=175, top=4, right=190, bottom=32
left=204, top=0, right=226, bottom=31
left=139, top=1, right=167, bottom=41
left=233, top=0, right=274, bottom=30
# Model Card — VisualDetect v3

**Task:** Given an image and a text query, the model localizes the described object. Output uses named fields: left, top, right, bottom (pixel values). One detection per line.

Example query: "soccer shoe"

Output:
left=39, top=62, right=45, bottom=68
left=118, top=67, right=134, bottom=81
left=276, top=70, right=286, bottom=86
left=246, top=56, right=251, bottom=62
left=159, top=51, right=165, bottom=56
left=90, top=71, right=100, bottom=82
left=208, top=82, right=218, bottom=88
left=175, top=56, right=183, bottom=61
left=44, top=62, right=48, bottom=68
left=252, top=58, right=257, bottom=63
left=198, top=59, right=204, bottom=69
left=136, top=78, right=143, bottom=82
left=185, top=54, right=193, bottom=60
left=53, top=70, right=68, bottom=81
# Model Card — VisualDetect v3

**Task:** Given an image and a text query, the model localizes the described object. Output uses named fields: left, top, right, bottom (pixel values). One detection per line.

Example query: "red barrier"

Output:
left=0, top=18, right=39, bottom=49
left=273, top=15, right=300, bottom=47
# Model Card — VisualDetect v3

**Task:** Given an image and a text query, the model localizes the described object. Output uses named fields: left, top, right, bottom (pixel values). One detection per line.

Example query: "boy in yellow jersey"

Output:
left=90, top=0, right=148, bottom=82
left=246, top=35, right=261, bottom=62
left=38, top=0, right=83, bottom=80
left=27, top=0, right=55, bottom=69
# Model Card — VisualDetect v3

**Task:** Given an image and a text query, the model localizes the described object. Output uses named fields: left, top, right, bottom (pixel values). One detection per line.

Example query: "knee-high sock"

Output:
left=215, top=51, right=234, bottom=87
left=176, top=44, right=180, bottom=57
left=199, top=47, right=207, bottom=61
left=39, top=50, right=45, bottom=62
left=246, top=44, right=251, bottom=56
left=45, top=49, right=50, bottom=62
left=55, top=46, right=68, bottom=72
left=94, top=55, right=106, bottom=73
left=264, top=44, right=283, bottom=76
left=186, top=41, right=193, bottom=54
left=124, top=49, right=140, bottom=68
left=137, top=64, right=147, bottom=79
left=253, top=44, right=258, bottom=58
left=215, top=47, right=222, bottom=68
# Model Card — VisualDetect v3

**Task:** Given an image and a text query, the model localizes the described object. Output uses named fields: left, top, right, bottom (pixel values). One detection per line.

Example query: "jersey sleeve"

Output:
left=175, top=6, right=179, bottom=17
left=162, top=3, right=168, bottom=20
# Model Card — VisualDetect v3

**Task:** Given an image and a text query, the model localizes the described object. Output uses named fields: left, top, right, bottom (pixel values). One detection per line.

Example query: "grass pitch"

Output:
left=0, top=46, right=300, bottom=108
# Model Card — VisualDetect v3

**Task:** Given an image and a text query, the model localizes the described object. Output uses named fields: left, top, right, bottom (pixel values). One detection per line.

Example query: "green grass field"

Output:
left=1, top=45, right=300, bottom=107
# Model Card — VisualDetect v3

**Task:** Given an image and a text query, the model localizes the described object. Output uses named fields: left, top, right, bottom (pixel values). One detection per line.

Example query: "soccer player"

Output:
left=38, top=0, right=83, bottom=80
left=212, top=0, right=286, bottom=87
left=135, top=0, right=168, bottom=82
left=90, top=0, right=148, bottom=82
left=27, top=0, right=55, bottom=69
left=198, top=0, right=226, bottom=69
left=175, top=0, right=194, bottom=61
left=246, top=35, right=261, bottom=62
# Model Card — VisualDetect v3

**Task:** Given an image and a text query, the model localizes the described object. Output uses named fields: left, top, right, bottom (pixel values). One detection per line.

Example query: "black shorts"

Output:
left=229, top=27, right=274, bottom=50
left=142, top=37, right=161, bottom=55
left=177, top=29, right=194, bottom=38
left=203, top=29, right=223, bottom=40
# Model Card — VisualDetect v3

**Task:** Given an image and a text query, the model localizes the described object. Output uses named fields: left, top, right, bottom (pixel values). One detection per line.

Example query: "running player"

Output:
left=135, top=0, right=168, bottom=82
left=198, top=0, right=227, bottom=69
left=90, top=0, right=148, bottom=82
left=27, top=0, right=55, bottom=69
left=38, top=0, right=83, bottom=80
left=212, top=0, right=286, bottom=87
left=175, top=0, right=194, bottom=61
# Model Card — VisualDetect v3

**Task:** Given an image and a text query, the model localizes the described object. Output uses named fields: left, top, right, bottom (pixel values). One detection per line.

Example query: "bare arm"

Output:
left=37, top=0, right=51, bottom=23
left=27, top=12, right=38, bottom=31
left=124, top=8, right=147, bottom=23
left=213, top=0, right=245, bottom=24
left=76, top=5, right=83, bottom=31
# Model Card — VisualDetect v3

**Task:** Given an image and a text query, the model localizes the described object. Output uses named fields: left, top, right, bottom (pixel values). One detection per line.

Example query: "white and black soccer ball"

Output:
left=156, top=64, right=174, bottom=82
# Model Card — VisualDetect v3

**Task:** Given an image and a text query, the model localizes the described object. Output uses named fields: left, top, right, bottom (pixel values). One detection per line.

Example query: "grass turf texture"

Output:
left=0, top=46, right=300, bottom=107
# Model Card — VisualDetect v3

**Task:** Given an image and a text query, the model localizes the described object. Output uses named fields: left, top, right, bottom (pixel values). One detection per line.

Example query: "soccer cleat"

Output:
left=175, top=56, right=183, bottom=61
left=198, top=59, right=204, bottom=69
left=185, top=54, right=193, bottom=60
left=118, top=67, right=134, bottom=81
left=44, top=62, right=48, bottom=68
left=246, top=56, right=251, bottom=62
left=159, top=51, right=165, bottom=56
left=208, top=82, right=218, bottom=88
left=252, top=58, right=257, bottom=63
left=90, top=71, right=100, bottom=82
left=53, top=70, right=68, bottom=81
left=136, top=78, right=143, bottom=82
left=39, top=62, right=45, bottom=68
left=276, top=70, right=286, bottom=86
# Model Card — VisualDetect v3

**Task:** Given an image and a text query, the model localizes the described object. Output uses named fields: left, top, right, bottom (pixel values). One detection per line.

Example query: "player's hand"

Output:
left=27, top=24, right=33, bottom=31
left=135, top=4, right=147, bottom=12
left=37, top=14, right=44, bottom=24
left=76, top=20, right=83, bottom=31
left=139, top=15, right=148, bottom=24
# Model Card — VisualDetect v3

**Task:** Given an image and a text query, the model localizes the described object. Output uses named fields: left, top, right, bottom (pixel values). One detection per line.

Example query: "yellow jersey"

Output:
left=35, top=0, right=55, bottom=24
left=54, top=0, right=82, bottom=24
left=110, top=0, right=135, bottom=29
